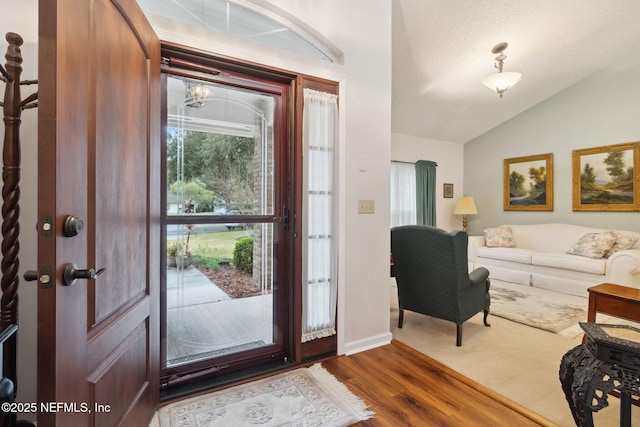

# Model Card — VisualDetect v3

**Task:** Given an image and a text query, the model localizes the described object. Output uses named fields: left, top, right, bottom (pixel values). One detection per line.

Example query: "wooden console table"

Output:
left=587, top=283, right=640, bottom=323
left=586, top=283, right=640, bottom=409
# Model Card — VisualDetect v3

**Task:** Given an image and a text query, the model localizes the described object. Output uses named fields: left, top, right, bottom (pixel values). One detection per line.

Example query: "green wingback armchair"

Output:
left=391, top=225, right=491, bottom=346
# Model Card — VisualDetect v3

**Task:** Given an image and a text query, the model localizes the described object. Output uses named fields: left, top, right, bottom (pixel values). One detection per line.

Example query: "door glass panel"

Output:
left=166, top=76, right=274, bottom=217
left=164, top=75, right=277, bottom=368
left=166, top=223, right=275, bottom=367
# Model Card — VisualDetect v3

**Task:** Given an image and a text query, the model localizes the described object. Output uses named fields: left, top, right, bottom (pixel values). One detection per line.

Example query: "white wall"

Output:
left=391, top=133, right=464, bottom=232
left=1, top=0, right=38, bottom=418
left=464, top=46, right=640, bottom=236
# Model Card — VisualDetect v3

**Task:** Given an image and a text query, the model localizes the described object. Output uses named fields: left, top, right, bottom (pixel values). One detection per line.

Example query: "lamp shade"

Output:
left=453, top=196, right=478, bottom=215
left=482, top=72, right=521, bottom=96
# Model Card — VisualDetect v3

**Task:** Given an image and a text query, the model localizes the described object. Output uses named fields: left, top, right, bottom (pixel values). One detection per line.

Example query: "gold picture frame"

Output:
left=572, top=142, right=640, bottom=211
left=503, top=153, right=553, bottom=211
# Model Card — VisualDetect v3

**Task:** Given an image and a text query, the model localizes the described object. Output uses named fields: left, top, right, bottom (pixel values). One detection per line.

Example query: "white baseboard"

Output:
left=341, top=332, right=392, bottom=356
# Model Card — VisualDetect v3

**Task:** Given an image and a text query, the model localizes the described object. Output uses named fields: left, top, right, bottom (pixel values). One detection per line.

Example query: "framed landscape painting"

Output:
left=503, top=153, right=553, bottom=211
left=572, top=142, right=640, bottom=211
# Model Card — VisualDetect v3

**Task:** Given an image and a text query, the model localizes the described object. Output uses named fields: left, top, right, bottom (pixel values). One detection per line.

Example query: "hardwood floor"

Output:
left=321, top=340, right=556, bottom=427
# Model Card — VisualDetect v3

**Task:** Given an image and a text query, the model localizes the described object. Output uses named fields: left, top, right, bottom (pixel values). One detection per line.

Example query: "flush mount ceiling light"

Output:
left=185, top=82, right=211, bottom=108
left=482, top=42, right=521, bottom=98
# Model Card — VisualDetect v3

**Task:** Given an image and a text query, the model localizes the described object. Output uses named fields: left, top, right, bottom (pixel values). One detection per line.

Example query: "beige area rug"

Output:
left=156, top=363, right=374, bottom=427
left=489, top=281, right=632, bottom=339
left=390, top=279, right=640, bottom=427
left=490, top=285, right=587, bottom=336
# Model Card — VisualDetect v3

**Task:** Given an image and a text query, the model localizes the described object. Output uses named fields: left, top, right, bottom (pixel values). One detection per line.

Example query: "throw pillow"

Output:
left=567, top=231, right=618, bottom=259
left=604, top=233, right=639, bottom=258
left=484, top=226, right=515, bottom=248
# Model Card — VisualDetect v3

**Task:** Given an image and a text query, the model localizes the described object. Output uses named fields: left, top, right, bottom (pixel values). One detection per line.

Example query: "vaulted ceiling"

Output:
left=392, top=0, right=640, bottom=143
left=6, top=1, right=640, bottom=145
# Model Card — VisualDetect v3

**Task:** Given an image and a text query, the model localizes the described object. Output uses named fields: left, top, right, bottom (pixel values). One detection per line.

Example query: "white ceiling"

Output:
left=392, top=0, right=640, bottom=143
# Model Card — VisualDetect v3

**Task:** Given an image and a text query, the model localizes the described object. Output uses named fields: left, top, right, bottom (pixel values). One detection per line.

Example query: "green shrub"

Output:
left=233, top=237, right=254, bottom=274
left=192, top=254, right=221, bottom=270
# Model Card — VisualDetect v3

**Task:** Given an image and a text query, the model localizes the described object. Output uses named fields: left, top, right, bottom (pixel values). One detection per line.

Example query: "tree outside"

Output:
left=166, top=129, right=260, bottom=295
left=167, top=129, right=256, bottom=213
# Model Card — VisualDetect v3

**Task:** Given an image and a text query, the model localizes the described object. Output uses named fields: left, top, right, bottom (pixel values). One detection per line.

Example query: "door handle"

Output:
left=62, top=263, right=106, bottom=286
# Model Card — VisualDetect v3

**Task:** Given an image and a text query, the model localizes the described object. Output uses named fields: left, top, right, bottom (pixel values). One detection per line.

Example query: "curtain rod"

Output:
left=391, top=160, right=438, bottom=166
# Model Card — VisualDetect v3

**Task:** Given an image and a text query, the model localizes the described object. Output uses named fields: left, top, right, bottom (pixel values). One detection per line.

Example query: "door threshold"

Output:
left=160, top=359, right=295, bottom=403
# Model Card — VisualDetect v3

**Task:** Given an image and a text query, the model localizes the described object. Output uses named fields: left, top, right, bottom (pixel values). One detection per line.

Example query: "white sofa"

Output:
left=468, top=223, right=640, bottom=298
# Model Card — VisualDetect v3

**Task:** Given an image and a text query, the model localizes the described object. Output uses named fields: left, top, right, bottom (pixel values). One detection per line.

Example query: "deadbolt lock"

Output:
left=62, top=215, right=85, bottom=237
left=23, top=267, right=53, bottom=288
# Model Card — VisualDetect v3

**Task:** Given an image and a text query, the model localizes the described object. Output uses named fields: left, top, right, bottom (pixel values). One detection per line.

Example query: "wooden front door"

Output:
left=37, top=0, right=160, bottom=425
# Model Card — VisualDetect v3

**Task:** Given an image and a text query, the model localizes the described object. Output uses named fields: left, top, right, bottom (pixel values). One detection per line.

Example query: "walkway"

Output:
left=165, top=265, right=273, bottom=365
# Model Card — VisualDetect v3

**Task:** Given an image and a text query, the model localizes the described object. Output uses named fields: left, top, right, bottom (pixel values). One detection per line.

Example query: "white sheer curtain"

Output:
left=302, top=88, right=338, bottom=342
left=390, top=162, right=416, bottom=227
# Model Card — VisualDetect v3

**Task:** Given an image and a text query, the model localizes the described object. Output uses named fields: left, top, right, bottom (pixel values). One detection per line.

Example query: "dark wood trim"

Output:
left=294, top=75, right=339, bottom=362
left=158, top=41, right=341, bottom=386
left=159, top=71, right=169, bottom=380
left=161, top=42, right=296, bottom=86
left=36, top=0, right=58, bottom=416
left=158, top=45, right=294, bottom=386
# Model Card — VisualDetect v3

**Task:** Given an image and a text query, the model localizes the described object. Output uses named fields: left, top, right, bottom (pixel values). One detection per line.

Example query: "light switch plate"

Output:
left=358, top=199, right=375, bottom=214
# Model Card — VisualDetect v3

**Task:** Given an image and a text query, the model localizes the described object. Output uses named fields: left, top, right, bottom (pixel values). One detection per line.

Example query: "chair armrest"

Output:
left=467, top=235, right=485, bottom=263
left=469, top=267, right=489, bottom=286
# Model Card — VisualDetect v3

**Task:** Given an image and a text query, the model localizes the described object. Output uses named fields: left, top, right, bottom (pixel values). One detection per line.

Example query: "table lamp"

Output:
left=453, top=196, right=477, bottom=232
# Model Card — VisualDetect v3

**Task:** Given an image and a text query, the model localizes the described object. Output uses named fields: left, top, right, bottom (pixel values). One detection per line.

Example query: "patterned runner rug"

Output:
left=156, top=363, right=374, bottom=426
left=490, top=285, right=587, bottom=336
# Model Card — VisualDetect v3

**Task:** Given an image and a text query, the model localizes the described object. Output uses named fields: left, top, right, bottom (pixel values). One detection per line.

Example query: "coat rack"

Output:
left=0, top=32, right=37, bottom=427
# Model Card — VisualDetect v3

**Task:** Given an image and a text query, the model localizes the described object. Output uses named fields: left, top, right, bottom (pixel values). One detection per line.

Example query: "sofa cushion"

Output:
left=477, top=247, right=534, bottom=264
left=605, top=233, right=639, bottom=258
left=532, top=253, right=606, bottom=275
left=484, top=226, right=515, bottom=248
left=566, top=231, right=617, bottom=259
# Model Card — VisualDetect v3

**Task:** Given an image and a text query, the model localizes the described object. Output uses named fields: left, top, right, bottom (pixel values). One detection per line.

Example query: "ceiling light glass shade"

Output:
left=185, top=83, right=212, bottom=108
left=482, top=72, right=521, bottom=97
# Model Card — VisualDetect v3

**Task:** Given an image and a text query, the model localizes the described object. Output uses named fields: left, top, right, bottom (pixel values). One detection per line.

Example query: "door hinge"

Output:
left=283, top=205, right=289, bottom=233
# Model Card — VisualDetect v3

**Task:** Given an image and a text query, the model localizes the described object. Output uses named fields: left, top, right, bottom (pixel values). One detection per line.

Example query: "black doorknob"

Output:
left=62, top=215, right=85, bottom=237
left=62, top=263, right=106, bottom=286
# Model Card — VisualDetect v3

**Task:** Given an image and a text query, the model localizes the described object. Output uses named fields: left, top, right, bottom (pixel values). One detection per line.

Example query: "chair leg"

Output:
left=398, top=309, right=404, bottom=328
left=483, top=308, right=491, bottom=327
left=456, top=323, right=462, bottom=346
